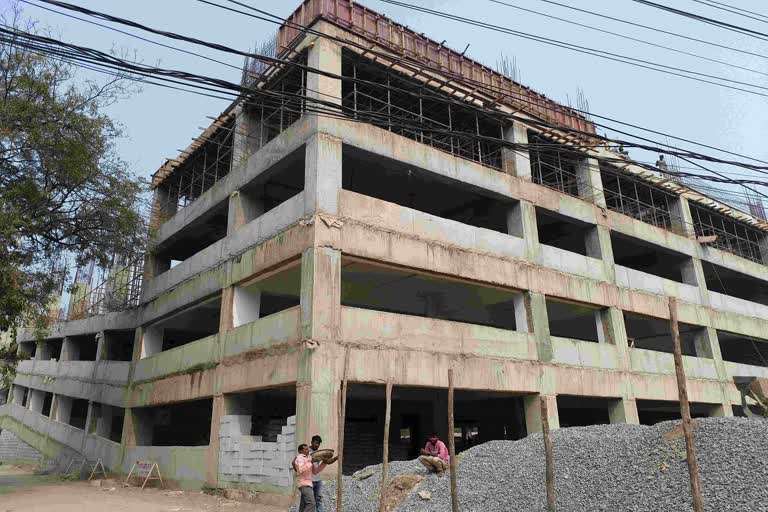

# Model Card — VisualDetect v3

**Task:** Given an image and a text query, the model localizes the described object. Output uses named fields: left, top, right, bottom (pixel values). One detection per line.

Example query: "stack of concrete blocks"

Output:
left=218, top=414, right=296, bottom=488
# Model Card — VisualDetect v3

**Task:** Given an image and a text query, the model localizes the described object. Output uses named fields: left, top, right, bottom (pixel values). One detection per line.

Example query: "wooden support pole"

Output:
left=447, top=369, right=459, bottom=512
left=379, top=380, right=393, bottom=512
left=336, top=348, right=349, bottom=512
left=541, top=397, right=556, bottom=512
left=668, top=297, right=705, bottom=512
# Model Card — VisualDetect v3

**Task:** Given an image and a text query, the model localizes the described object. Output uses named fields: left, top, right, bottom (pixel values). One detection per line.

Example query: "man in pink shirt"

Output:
left=293, top=443, right=330, bottom=512
left=418, top=432, right=449, bottom=475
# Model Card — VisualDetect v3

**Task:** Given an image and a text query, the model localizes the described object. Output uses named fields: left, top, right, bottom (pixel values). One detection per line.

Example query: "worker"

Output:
left=418, top=431, right=449, bottom=475
left=309, top=435, right=337, bottom=512
left=293, top=443, right=329, bottom=512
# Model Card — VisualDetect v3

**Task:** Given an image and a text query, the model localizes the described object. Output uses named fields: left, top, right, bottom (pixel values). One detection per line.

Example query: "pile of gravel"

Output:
left=297, top=417, right=768, bottom=512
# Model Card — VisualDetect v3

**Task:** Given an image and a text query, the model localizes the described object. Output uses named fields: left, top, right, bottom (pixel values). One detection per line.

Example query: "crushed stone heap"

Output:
left=298, top=417, right=768, bottom=512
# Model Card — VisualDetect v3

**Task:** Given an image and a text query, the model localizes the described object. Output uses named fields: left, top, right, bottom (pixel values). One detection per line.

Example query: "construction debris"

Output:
left=299, top=417, right=768, bottom=512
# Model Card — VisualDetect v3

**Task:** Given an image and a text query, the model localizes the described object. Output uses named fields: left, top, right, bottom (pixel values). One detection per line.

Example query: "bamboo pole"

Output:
left=668, top=297, right=705, bottom=512
left=541, top=397, right=556, bottom=512
left=336, top=348, right=350, bottom=512
left=447, top=369, right=459, bottom=512
left=379, top=380, right=393, bottom=512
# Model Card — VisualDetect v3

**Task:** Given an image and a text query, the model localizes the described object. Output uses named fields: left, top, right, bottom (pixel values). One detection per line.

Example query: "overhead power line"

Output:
left=529, top=0, right=768, bottom=62
left=688, top=0, right=768, bottom=24
left=631, top=0, right=768, bottom=42
left=19, top=0, right=768, bottom=198
left=486, top=0, right=768, bottom=78
left=376, top=0, right=768, bottom=97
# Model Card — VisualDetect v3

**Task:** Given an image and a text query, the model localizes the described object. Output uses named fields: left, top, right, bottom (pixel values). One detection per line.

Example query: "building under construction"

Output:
left=2, top=0, right=768, bottom=501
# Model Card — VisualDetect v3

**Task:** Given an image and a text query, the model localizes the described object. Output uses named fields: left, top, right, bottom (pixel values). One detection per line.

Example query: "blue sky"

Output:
left=11, top=0, right=768, bottom=203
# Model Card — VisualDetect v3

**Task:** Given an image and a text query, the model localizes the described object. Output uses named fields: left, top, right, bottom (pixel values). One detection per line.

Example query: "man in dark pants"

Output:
left=309, top=435, right=338, bottom=512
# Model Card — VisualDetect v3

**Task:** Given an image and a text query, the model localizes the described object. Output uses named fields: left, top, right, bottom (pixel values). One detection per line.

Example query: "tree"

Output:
left=0, top=4, right=147, bottom=338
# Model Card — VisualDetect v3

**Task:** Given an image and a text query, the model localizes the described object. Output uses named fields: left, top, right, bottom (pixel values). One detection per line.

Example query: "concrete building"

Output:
left=2, top=0, right=768, bottom=500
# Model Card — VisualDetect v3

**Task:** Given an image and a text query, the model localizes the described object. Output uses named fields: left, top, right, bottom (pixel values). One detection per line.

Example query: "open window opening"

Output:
left=142, top=295, right=221, bottom=358
left=341, top=258, right=520, bottom=330
left=528, top=132, right=583, bottom=197
left=623, top=312, right=701, bottom=356
left=89, top=403, right=125, bottom=443
left=600, top=164, right=682, bottom=232
left=235, top=146, right=305, bottom=229
left=636, top=399, right=711, bottom=425
left=13, top=385, right=28, bottom=407
left=151, top=198, right=229, bottom=276
left=63, top=334, right=98, bottom=361
left=342, top=145, right=514, bottom=235
left=101, top=330, right=136, bottom=361
left=546, top=298, right=602, bottom=343
left=536, top=208, right=596, bottom=257
left=556, top=396, right=612, bottom=427
left=341, top=51, right=504, bottom=170
left=54, top=395, right=89, bottom=430
left=701, top=260, right=768, bottom=306
left=17, top=341, right=35, bottom=360
left=690, top=202, right=764, bottom=264
left=224, top=387, right=296, bottom=441
left=718, top=330, right=768, bottom=367
left=41, top=392, right=53, bottom=417
left=132, top=398, right=213, bottom=446
left=37, top=339, right=63, bottom=361
left=233, top=264, right=301, bottom=328
left=611, top=232, right=691, bottom=283
left=342, top=384, right=527, bottom=475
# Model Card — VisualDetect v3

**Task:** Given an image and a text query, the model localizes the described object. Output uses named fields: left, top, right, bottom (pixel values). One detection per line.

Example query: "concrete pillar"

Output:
left=524, top=394, right=559, bottom=433
left=708, top=402, right=733, bottom=417
left=501, top=122, right=532, bottom=180
left=608, top=398, right=640, bottom=424
left=513, top=293, right=531, bottom=333
left=296, top=247, right=342, bottom=453
left=29, top=390, right=44, bottom=414
left=12, top=385, right=24, bottom=405
left=121, top=408, right=151, bottom=447
left=54, top=395, right=72, bottom=423
left=234, top=285, right=261, bottom=328
left=576, top=157, right=606, bottom=207
left=528, top=292, right=552, bottom=362
left=759, top=234, right=768, bottom=265
left=95, top=332, right=106, bottom=361
left=219, top=286, right=235, bottom=334
left=149, top=185, right=178, bottom=231
left=61, top=337, right=79, bottom=361
left=144, top=253, right=171, bottom=283
left=206, top=394, right=226, bottom=486
left=598, top=307, right=631, bottom=366
left=669, top=195, right=696, bottom=239
left=36, top=341, right=52, bottom=361
left=304, top=132, right=343, bottom=216
left=507, top=201, right=540, bottom=259
left=227, top=190, right=264, bottom=235
left=306, top=36, right=342, bottom=107
left=140, top=326, right=164, bottom=359
left=230, top=104, right=264, bottom=169
left=586, top=226, right=615, bottom=282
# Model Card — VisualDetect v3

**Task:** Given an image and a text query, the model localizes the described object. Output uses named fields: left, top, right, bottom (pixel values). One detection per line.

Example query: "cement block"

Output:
left=287, top=415, right=296, bottom=426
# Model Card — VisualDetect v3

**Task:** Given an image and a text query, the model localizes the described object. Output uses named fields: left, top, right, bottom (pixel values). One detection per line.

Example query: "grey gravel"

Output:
left=294, top=417, right=768, bottom=512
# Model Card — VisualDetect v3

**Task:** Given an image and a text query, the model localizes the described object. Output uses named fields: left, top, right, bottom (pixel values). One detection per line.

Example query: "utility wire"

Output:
left=486, top=0, right=768, bottom=79
left=631, top=0, right=768, bottom=43
left=21, top=1, right=768, bottom=192
left=529, top=0, right=768, bottom=62
left=377, top=0, right=768, bottom=96
left=688, top=0, right=768, bottom=25
left=693, top=0, right=768, bottom=22
left=41, top=0, right=768, bottom=171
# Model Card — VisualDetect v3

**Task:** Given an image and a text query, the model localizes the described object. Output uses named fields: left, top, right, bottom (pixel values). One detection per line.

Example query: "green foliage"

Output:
left=201, top=485, right=225, bottom=496
left=0, top=4, right=147, bottom=332
left=0, top=339, right=20, bottom=389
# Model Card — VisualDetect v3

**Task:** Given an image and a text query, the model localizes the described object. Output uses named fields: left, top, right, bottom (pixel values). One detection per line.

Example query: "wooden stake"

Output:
left=336, top=348, right=350, bottom=512
left=447, top=369, right=459, bottom=512
left=541, top=397, right=556, bottom=512
left=379, top=380, right=393, bottom=512
left=668, top=297, right=705, bottom=512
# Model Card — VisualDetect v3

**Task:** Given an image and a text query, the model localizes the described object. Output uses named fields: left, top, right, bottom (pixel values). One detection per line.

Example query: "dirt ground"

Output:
left=0, top=466, right=287, bottom=512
